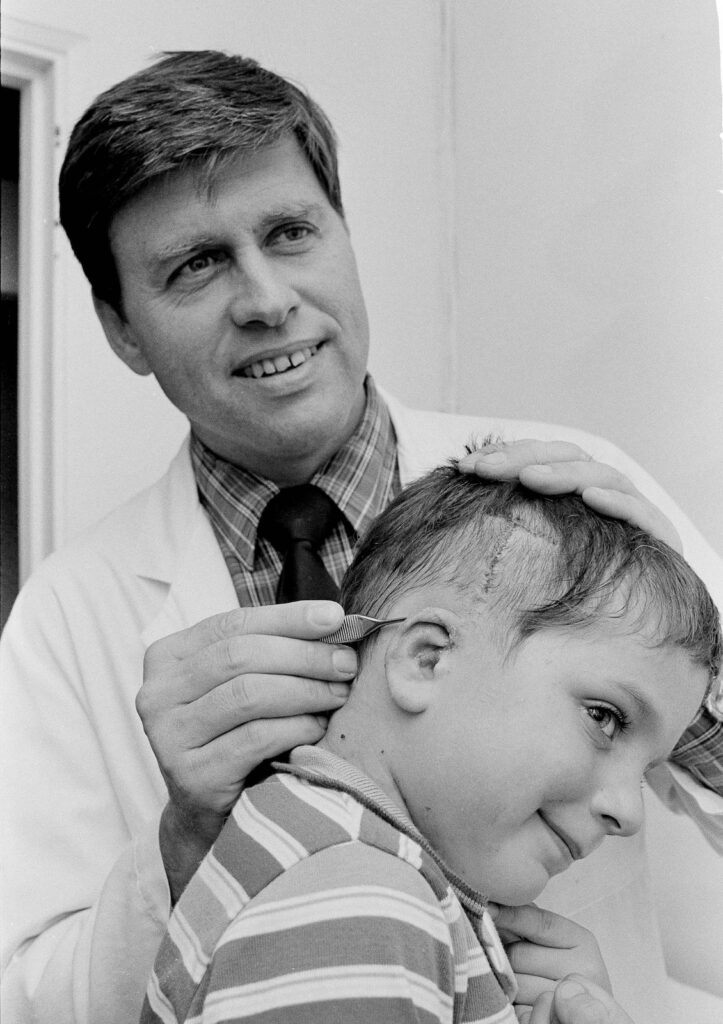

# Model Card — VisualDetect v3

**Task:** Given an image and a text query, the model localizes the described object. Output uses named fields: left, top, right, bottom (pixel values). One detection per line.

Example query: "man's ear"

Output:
left=92, top=294, right=152, bottom=376
left=384, top=612, right=455, bottom=715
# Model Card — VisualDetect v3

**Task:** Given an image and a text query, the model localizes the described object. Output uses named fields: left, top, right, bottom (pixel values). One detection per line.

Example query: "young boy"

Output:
left=142, top=457, right=720, bottom=1024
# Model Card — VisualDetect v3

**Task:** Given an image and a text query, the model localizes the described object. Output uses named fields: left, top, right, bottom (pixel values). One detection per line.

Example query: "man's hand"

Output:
left=519, top=976, right=635, bottom=1024
left=458, top=440, right=682, bottom=553
left=491, top=904, right=611, bottom=1014
left=137, top=601, right=356, bottom=902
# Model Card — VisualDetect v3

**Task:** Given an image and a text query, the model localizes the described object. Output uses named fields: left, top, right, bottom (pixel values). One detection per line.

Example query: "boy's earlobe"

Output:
left=385, top=614, right=454, bottom=715
left=92, top=294, right=153, bottom=376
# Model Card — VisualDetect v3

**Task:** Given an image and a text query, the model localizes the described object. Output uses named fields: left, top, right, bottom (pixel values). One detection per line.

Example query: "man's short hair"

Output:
left=59, top=49, right=342, bottom=312
left=341, top=456, right=722, bottom=683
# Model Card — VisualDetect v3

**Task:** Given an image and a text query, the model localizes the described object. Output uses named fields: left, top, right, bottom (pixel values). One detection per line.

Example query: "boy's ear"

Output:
left=92, top=294, right=153, bottom=376
left=384, top=612, right=455, bottom=714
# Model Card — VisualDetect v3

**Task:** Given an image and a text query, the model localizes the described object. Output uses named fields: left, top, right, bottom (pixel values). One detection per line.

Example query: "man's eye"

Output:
left=585, top=703, right=629, bottom=741
left=177, top=251, right=226, bottom=278
left=272, top=223, right=314, bottom=247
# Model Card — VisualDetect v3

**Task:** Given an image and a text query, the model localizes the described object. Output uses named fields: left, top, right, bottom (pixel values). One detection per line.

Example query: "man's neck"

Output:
left=192, top=392, right=368, bottom=488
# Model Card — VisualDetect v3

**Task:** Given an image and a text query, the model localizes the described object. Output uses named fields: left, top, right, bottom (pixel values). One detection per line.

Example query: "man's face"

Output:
left=396, top=608, right=708, bottom=906
left=101, top=136, right=370, bottom=483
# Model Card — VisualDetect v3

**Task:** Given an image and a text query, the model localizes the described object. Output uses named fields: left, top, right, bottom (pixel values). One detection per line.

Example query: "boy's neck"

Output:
left=316, top=704, right=411, bottom=820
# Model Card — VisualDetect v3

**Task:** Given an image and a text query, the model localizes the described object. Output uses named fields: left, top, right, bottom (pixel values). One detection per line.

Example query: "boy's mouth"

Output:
left=538, top=813, right=583, bottom=862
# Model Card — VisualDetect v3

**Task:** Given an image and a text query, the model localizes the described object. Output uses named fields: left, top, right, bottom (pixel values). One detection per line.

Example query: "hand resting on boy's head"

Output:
left=458, top=439, right=682, bottom=553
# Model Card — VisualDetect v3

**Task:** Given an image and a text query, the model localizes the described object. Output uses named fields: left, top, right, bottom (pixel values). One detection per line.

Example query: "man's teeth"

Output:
left=242, top=345, right=318, bottom=379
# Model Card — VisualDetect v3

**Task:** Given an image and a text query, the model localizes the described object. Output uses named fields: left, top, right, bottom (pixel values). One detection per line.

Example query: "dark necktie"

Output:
left=258, top=484, right=341, bottom=603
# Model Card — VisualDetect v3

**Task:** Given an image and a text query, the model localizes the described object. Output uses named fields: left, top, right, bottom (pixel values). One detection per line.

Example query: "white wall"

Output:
left=452, top=0, right=723, bottom=555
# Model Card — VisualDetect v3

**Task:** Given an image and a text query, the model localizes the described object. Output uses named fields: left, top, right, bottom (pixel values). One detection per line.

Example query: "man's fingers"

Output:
left=518, top=461, right=635, bottom=497
left=169, top=714, right=330, bottom=816
left=148, top=601, right=346, bottom=664
left=196, top=712, right=327, bottom=790
left=186, top=632, right=357, bottom=695
left=184, top=674, right=352, bottom=745
left=459, top=440, right=591, bottom=479
left=552, top=975, right=634, bottom=1024
left=581, top=487, right=682, bottom=552
left=145, top=632, right=358, bottom=704
left=524, top=991, right=554, bottom=1024
left=458, top=440, right=682, bottom=552
left=494, top=904, right=581, bottom=948
left=514, top=970, right=555, bottom=1006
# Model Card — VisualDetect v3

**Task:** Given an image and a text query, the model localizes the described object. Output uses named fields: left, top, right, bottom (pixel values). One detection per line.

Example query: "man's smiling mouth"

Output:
left=239, top=343, right=320, bottom=379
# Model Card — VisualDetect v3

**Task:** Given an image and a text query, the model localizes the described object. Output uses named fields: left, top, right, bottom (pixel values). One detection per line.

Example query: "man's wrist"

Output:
left=159, top=802, right=226, bottom=904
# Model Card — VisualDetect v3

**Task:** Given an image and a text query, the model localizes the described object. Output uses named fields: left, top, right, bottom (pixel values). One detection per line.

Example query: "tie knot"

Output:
left=258, top=484, right=341, bottom=554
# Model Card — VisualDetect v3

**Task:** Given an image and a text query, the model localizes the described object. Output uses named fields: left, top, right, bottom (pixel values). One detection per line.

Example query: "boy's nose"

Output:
left=590, top=769, right=645, bottom=838
left=230, top=255, right=298, bottom=328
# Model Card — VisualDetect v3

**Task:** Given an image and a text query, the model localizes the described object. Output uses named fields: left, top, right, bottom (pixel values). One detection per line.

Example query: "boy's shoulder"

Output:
left=147, top=768, right=518, bottom=1024
left=219, top=768, right=451, bottom=903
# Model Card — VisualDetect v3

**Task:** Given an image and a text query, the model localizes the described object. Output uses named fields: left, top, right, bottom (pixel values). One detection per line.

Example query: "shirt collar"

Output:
left=190, top=375, right=398, bottom=572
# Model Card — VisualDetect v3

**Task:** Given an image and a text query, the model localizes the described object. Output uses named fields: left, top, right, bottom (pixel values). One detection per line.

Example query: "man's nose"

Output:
left=229, top=253, right=298, bottom=328
left=590, top=767, right=645, bottom=838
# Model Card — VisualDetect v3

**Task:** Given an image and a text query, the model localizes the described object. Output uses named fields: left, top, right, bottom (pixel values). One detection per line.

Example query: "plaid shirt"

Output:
left=191, top=375, right=400, bottom=608
left=672, top=708, right=723, bottom=793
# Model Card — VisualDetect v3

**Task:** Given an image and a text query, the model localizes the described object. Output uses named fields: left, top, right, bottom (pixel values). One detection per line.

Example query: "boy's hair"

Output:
left=59, top=49, right=342, bottom=313
left=341, top=458, right=721, bottom=682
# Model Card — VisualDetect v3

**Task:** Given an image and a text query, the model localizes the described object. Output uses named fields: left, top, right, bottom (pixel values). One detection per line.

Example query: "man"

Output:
left=1, top=50, right=720, bottom=1024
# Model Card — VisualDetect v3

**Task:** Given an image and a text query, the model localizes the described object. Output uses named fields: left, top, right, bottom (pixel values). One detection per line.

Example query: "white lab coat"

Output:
left=1, top=391, right=721, bottom=1024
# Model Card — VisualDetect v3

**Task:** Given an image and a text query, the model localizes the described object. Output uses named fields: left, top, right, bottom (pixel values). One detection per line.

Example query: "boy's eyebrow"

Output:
left=617, top=682, right=661, bottom=728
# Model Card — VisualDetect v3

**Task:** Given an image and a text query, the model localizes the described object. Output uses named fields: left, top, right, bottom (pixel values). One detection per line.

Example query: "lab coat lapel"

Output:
left=140, top=509, right=238, bottom=648
left=138, top=439, right=238, bottom=648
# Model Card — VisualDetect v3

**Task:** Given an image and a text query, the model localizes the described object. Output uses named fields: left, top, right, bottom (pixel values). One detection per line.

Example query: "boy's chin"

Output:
left=488, top=877, right=548, bottom=907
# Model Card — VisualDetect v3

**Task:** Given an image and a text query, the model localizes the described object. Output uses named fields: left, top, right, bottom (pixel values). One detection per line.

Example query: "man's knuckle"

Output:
left=210, top=608, right=246, bottom=643
left=227, top=674, right=260, bottom=714
left=240, top=717, right=272, bottom=756
left=218, top=635, right=247, bottom=675
left=303, top=641, right=327, bottom=679
left=135, top=686, right=150, bottom=719
left=539, top=909, right=556, bottom=935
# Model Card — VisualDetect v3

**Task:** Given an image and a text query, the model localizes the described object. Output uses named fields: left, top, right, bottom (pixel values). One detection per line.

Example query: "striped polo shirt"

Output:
left=142, top=746, right=519, bottom=1024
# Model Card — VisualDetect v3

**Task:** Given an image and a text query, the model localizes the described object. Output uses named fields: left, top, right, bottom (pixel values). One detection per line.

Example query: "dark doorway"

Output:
left=1, top=85, right=20, bottom=630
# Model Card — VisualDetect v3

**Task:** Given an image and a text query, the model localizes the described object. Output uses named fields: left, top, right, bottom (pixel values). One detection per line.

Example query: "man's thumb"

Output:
left=551, top=976, right=609, bottom=1024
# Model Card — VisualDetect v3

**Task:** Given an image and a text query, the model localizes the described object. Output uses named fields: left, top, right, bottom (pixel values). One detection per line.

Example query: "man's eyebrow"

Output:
left=148, top=203, right=328, bottom=270
left=151, top=236, right=220, bottom=268
left=258, top=201, right=328, bottom=228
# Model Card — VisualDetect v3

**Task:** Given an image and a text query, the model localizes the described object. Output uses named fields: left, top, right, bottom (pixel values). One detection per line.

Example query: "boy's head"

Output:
left=322, top=456, right=720, bottom=906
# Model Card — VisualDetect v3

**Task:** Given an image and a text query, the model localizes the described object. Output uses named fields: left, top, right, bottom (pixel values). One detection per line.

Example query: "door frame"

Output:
left=2, top=17, right=83, bottom=580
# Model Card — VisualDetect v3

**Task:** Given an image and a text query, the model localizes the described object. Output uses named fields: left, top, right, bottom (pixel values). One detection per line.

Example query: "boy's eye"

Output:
left=585, top=703, right=629, bottom=741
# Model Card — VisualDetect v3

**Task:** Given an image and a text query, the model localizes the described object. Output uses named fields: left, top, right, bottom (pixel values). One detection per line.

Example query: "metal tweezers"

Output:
left=320, top=614, right=405, bottom=645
